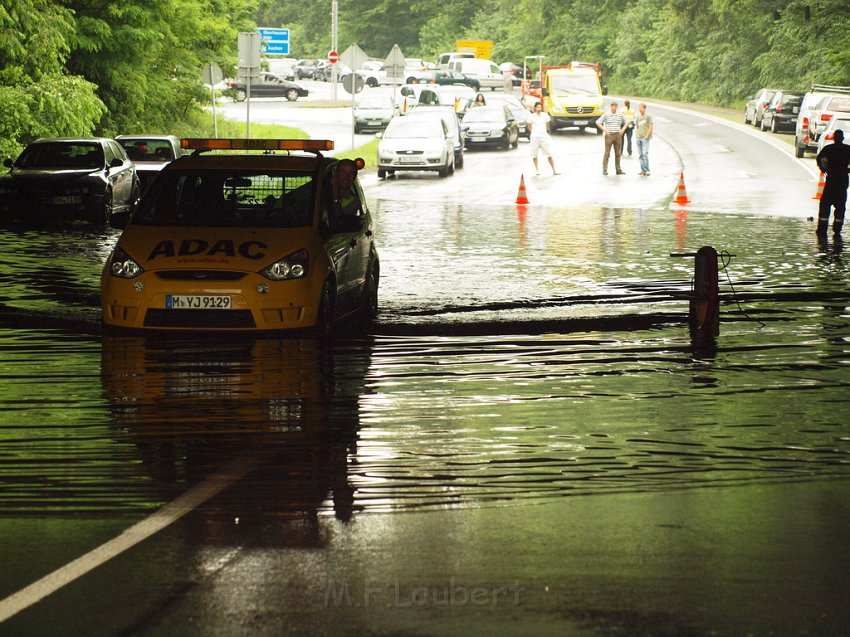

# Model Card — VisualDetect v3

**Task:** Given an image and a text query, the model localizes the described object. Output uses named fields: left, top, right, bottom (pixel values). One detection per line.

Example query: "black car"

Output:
left=760, top=91, right=803, bottom=133
left=0, top=137, right=139, bottom=223
left=462, top=105, right=520, bottom=150
left=226, top=72, right=309, bottom=101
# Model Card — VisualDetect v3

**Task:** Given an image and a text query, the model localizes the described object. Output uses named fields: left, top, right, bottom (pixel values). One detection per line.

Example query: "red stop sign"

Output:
left=328, top=50, right=339, bottom=64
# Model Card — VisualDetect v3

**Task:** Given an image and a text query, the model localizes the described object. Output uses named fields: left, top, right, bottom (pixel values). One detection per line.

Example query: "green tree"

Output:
left=0, top=0, right=104, bottom=159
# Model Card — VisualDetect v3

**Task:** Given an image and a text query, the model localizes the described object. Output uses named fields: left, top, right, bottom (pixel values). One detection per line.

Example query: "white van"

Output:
left=436, top=52, right=475, bottom=69
left=447, top=58, right=505, bottom=91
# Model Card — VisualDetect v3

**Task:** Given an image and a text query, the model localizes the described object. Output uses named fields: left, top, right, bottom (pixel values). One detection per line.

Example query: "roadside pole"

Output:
left=237, top=32, right=261, bottom=139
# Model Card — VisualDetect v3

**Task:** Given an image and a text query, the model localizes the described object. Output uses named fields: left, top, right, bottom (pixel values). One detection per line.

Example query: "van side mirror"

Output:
left=542, top=88, right=549, bottom=97
left=3, top=158, right=12, bottom=168
left=602, top=85, right=608, bottom=96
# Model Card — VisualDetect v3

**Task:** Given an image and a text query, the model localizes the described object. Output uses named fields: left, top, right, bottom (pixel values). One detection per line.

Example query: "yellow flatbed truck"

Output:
left=542, top=62, right=607, bottom=134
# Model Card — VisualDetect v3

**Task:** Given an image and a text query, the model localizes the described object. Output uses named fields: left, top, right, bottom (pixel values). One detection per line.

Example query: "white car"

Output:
left=353, top=95, right=398, bottom=133
left=377, top=116, right=455, bottom=179
left=816, top=115, right=850, bottom=156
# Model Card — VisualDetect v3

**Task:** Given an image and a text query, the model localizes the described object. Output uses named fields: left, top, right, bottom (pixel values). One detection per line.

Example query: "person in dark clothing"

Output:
left=816, top=128, right=850, bottom=235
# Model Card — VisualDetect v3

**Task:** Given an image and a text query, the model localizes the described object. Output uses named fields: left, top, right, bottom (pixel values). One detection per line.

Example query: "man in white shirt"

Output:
left=596, top=102, right=627, bottom=176
left=528, top=102, right=559, bottom=176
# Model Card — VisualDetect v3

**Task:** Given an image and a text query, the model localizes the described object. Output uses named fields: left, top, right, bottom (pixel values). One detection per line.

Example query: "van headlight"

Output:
left=109, top=247, right=143, bottom=279
left=261, top=249, right=309, bottom=280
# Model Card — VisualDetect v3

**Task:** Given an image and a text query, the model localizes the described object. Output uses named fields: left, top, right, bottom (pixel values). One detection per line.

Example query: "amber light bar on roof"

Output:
left=180, top=138, right=334, bottom=152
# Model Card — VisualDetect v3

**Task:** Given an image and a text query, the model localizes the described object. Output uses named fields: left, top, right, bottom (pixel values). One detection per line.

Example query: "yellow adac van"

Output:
left=543, top=62, right=608, bottom=133
left=101, top=138, right=379, bottom=334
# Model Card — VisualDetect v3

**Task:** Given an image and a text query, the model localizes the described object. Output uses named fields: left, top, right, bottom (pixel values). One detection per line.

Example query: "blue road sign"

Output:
left=258, top=28, right=290, bottom=56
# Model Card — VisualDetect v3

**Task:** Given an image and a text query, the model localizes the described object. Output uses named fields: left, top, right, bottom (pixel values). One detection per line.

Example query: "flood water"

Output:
left=1, top=200, right=848, bottom=518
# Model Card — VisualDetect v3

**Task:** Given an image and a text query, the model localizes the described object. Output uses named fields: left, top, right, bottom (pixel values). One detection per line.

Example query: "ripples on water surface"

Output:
left=0, top=203, right=848, bottom=517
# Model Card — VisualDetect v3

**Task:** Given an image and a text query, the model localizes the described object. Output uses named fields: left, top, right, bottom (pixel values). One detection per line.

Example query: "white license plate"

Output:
left=398, top=156, right=422, bottom=164
left=468, top=137, right=487, bottom=142
left=166, top=295, right=232, bottom=310
left=368, top=120, right=383, bottom=125
left=53, top=195, right=82, bottom=205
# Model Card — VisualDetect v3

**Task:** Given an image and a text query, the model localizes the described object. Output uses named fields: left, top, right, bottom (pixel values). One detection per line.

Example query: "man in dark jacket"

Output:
left=816, top=129, right=850, bottom=235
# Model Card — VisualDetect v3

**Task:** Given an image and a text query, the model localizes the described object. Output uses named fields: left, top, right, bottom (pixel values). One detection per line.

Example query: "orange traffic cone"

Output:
left=674, top=172, right=690, bottom=204
left=515, top=174, right=530, bottom=204
left=812, top=171, right=825, bottom=200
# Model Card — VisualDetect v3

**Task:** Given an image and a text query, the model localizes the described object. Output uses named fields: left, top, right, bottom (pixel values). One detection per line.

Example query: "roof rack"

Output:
left=811, top=84, right=850, bottom=94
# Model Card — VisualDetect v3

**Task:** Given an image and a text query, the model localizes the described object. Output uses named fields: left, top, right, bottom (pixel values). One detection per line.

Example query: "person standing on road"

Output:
left=815, top=128, right=850, bottom=235
left=596, top=102, right=627, bottom=176
left=634, top=102, right=654, bottom=177
left=621, top=99, right=635, bottom=156
left=528, top=101, right=559, bottom=176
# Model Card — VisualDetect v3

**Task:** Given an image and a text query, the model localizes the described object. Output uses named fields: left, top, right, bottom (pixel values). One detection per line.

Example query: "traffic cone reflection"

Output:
left=674, top=172, right=690, bottom=204
left=515, top=174, right=530, bottom=204
left=813, top=171, right=825, bottom=200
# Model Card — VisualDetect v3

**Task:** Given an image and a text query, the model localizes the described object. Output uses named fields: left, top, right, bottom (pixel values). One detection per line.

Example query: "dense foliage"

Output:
left=259, top=0, right=849, bottom=99
left=1, top=0, right=848, bottom=158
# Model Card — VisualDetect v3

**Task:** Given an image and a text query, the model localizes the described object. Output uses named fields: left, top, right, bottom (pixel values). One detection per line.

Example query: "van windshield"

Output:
left=551, top=74, right=599, bottom=95
left=132, top=170, right=315, bottom=228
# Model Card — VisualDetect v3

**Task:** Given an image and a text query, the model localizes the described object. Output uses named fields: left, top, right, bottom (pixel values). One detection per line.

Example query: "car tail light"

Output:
left=824, top=132, right=835, bottom=142
left=776, top=103, right=783, bottom=113
left=821, top=113, right=833, bottom=122
left=803, top=116, right=809, bottom=128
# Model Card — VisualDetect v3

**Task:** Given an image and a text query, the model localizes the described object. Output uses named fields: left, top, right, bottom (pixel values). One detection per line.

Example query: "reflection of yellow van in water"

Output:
left=542, top=62, right=607, bottom=133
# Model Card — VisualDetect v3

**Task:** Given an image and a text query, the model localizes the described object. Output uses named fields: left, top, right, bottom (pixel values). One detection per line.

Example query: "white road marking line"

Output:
left=0, top=451, right=269, bottom=624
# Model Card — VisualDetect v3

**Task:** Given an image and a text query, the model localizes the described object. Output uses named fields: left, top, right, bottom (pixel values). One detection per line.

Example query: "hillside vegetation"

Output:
left=2, top=0, right=848, bottom=158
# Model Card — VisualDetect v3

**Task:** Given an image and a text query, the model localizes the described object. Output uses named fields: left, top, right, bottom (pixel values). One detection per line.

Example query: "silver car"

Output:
left=377, top=116, right=455, bottom=179
left=353, top=95, right=398, bottom=133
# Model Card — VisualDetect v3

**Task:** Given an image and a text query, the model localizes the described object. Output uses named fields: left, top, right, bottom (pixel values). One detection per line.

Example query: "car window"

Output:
left=132, top=170, right=316, bottom=228
left=827, top=97, right=850, bottom=111
left=120, top=139, right=177, bottom=162
left=16, top=141, right=104, bottom=170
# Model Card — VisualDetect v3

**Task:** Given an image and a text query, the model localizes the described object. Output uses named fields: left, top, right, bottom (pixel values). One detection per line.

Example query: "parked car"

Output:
left=498, top=62, right=530, bottom=86
left=462, top=104, right=519, bottom=150
left=808, top=93, right=850, bottom=143
left=485, top=93, right=531, bottom=139
left=353, top=95, right=398, bottom=133
left=266, top=58, right=297, bottom=80
left=101, top=138, right=379, bottom=334
left=447, top=59, right=506, bottom=91
left=0, top=137, right=139, bottom=224
left=795, top=88, right=841, bottom=157
left=436, top=52, right=475, bottom=69
left=404, top=105, right=465, bottom=168
left=430, top=85, right=477, bottom=119
left=413, top=69, right=481, bottom=92
left=358, top=60, right=387, bottom=88
left=292, top=59, right=320, bottom=79
left=116, top=134, right=183, bottom=192
left=377, top=115, right=455, bottom=179
left=226, top=72, right=308, bottom=101
left=816, top=115, right=850, bottom=155
left=312, top=60, right=331, bottom=81
left=744, top=88, right=778, bottom=127
left=760, top=91, right=803, bottom=133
